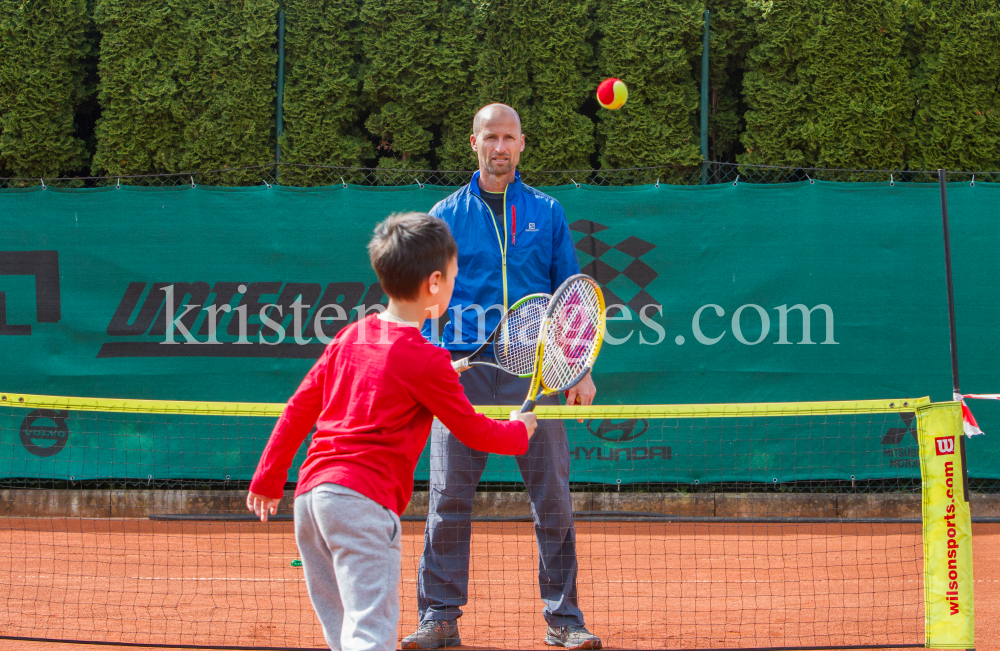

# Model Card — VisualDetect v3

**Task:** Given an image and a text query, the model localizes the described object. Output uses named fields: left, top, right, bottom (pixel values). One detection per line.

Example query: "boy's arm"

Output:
left=411, top=352, right=529, bottom=456
left=249, top=347, right=331, bottom=500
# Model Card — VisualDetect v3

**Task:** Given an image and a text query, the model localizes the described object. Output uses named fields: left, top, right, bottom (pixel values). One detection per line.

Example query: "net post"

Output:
left=939, top=170, right=973, bottom=511
left=699, top=10, right=710, bottom=185
left=938, top=169, right=960, bottom=398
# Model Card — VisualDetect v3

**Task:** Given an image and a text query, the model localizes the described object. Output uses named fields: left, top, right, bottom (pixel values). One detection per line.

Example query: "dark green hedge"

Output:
left=92, top=0, right=277, bottom=183
left=0, top=0, right=91, bottom=178
left=741, top=0, right=913, bottom=170
left=908, top=0, right=1000, bottom=172
left=277, top=0, right=370, bottom=186
left=3, top=0, right=1000, bottom=179
left=466, top=0, right=596, bottom=176
left=519, top=0, right=596, bottom=172
left=361, top=0, right=475, bottom=173
left=597, top=0, right=702, bottom=169
left=705, top=0, right=751, bottom=163
left=468, top=0, right=531, bottom=166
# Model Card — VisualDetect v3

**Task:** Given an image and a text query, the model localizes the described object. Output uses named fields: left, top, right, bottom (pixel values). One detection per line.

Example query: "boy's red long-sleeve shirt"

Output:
left=249, top=313, right=528, bottom=516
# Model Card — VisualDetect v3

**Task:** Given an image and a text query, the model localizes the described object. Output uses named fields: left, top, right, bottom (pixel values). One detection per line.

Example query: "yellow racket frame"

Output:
left=521, top=275, right=606, bottom=412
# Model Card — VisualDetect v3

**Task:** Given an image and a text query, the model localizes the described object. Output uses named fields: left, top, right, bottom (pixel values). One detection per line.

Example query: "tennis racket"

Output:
left=451, top=293, right=550, bottom=377
left=520, top=274, right=606, bottom=413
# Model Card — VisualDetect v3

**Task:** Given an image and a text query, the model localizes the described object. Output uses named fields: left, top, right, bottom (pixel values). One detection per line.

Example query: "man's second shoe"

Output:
left=544, top=625, right=602, bottom=650
left=400, top=619, right=461, bottom=649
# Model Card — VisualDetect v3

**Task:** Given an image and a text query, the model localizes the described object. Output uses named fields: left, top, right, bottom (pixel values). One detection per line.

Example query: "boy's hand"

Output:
left=247, top=491, right=281, bottom=523
left=510, top=410, right=538, bottom=438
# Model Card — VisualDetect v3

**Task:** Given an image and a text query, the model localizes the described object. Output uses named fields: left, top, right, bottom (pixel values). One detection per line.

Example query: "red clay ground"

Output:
left=0, top=518, right=994, bottom=651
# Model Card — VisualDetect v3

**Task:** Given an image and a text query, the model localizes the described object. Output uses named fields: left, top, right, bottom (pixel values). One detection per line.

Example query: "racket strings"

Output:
left=540, top=279, right=603, bottom=391
left=494, top=295, right=549, bottom=376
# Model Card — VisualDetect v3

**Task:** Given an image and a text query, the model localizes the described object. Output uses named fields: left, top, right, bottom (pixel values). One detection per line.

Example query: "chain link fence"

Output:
left=3, top=162, right=1000, bottom=189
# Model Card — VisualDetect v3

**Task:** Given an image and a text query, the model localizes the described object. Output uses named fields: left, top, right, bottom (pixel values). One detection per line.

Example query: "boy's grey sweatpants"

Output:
left=295, top=483, right=402, bottom=651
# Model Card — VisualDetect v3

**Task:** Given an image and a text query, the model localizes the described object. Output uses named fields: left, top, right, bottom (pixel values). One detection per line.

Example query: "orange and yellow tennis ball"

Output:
left=597, top=78, right=628, bottom=110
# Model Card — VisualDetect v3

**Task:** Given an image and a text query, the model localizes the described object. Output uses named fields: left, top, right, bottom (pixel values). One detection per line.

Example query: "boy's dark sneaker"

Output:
left=400, top=619, right=461, bottom=649
left=544, top=625, right=602, bottom=650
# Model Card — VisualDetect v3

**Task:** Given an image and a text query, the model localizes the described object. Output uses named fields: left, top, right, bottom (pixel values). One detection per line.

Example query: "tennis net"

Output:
left=0, top=393, right=973, bottom=650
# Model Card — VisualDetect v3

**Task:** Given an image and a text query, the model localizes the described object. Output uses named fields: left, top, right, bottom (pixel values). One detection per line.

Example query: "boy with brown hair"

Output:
left=247, top=212, right=536, bottom=651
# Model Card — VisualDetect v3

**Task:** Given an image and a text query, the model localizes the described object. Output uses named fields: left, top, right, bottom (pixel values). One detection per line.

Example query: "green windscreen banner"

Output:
left=0, top=181, right=997, bottom=483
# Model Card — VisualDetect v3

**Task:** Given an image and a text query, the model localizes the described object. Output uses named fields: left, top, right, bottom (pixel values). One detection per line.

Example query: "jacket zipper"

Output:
left=501, top=186, right=508, bottom=309
left=473, top=187, right=510, bottom=310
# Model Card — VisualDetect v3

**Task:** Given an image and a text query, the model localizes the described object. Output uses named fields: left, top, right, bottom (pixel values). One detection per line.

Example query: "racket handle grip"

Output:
left=452, top=357, right=469, bottom=372
left=520, top=398, right=536, bottom=413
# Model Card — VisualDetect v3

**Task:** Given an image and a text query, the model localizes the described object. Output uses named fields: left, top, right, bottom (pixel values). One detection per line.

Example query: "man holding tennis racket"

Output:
left=405, top=104, right=601, bottom=650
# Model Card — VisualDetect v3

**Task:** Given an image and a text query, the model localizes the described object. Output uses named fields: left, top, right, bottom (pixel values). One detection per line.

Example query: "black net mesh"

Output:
left=0, top=398, right=940, bottom=650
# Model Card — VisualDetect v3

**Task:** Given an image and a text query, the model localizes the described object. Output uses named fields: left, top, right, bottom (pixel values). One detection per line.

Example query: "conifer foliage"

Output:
left=92, top=0, right=277, bottom=182
left=469, top=0, right=597, bottom=175
left=0, top=0, right=91, bottom=177
left=3, top=0, right=1000, bottom=179
left=430, top=2, right=479, bottom=171
left=908, top=0, right=1000, bottom=172
left=468, top=0, right=532, bottom=162
left=519, top=0, right=597, bottom=172
left=596, top=0, right=703, bottom=169
left=704, top=0, right=752, bottom=163
left=740, top=0, right=913, bottom=170
left=361, top=0, right=476, bottom=172
left=279, top=0, right=371, bottom=185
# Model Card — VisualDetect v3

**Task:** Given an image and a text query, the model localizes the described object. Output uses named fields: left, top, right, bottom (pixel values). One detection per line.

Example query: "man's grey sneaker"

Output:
left=400, top=620, right=461, bottom=649
left=544, top=625, right=602, bottom=650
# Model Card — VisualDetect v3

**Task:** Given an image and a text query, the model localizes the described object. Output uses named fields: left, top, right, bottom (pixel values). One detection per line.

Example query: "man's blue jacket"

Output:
left=421, top=170, right=580, bottom=352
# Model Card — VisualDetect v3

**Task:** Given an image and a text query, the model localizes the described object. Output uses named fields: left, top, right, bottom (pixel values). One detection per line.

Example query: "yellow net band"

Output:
left=1, top=392, right=930, bottom=419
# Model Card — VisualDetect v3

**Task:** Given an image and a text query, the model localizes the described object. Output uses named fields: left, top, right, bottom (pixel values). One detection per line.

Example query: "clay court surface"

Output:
left=0, top=519, right=995, bottom=651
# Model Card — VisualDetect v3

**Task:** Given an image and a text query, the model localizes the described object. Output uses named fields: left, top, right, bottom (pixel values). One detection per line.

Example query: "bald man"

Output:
left=406, top=104, right=601, bottom=650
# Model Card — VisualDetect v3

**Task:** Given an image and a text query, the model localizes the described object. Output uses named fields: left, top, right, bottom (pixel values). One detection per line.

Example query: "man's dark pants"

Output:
left=416, top=354, right=585, bottom=627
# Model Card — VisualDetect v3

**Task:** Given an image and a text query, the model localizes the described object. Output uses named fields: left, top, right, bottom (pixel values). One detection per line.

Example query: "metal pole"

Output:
left=275, top=10, right=285, bottom=181
left=700, top=9, right=710, bottom=185
left=939, top=169, right=973, bottom=525
left=938, top=169, right=961, bottom=398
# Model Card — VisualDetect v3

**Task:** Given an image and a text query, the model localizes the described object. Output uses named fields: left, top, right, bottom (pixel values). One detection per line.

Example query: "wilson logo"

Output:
left=935, top=436, right=956, bottom=456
